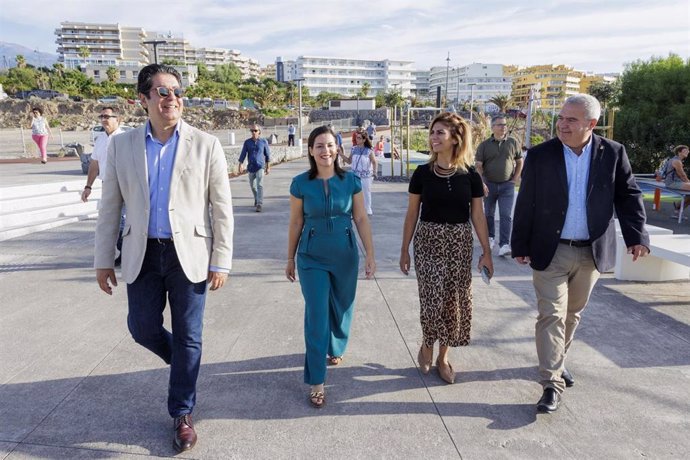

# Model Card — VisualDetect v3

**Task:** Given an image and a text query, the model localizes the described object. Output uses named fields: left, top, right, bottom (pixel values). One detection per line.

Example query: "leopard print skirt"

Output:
left=413, top=220, right=474, bottom=347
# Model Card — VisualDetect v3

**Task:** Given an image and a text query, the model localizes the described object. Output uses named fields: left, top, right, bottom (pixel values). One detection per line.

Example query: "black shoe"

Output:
left=562, top=368, right=575, bottom=387
left=537, top=388, right=561, bottom=413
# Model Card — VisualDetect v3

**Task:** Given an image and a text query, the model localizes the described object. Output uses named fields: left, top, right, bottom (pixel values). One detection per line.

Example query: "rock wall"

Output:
left=224, top=145, right=304, bottom=176
left=0, top=98, right=260, bottom=131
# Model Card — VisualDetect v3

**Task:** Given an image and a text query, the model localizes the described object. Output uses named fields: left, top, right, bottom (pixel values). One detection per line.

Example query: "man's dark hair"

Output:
left=100, top=106, right=119, bottom=115
left=137, top=64, right=182, bottom=96
left=491, top=114, right=507, bottom=124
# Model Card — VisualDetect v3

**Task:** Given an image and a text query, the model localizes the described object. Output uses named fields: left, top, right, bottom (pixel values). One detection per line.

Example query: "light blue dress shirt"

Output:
left=145, top=121, right=179, bottom=239
left=144, top=121, right=228, bottom=274
left=560, top=137, right=593, bottom=241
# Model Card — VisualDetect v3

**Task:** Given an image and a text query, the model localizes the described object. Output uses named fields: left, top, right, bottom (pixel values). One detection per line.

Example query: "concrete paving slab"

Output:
left=1, top=156, right=689, bottom=459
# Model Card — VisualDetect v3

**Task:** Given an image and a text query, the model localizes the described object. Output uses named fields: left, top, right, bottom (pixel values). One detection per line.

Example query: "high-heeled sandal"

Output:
left=417, top=346, right=432, bottom=375
left=436, top=357, right=456, bottom=384
left=327, top=355, right=343, bottom=366
left=309, top=390, right=325, bottom=408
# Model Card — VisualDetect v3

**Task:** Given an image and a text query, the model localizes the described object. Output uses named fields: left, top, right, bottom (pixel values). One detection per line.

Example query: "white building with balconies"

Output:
left=276, top=56, right=415, bottom=97
left=429, top=63, right=513, bottom=111
left=55, top=21, right=148, bottom=69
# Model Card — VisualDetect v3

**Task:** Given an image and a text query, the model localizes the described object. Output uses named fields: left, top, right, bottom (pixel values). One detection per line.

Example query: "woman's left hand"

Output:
left=285, top=260, right=296, bottom=282
left=477, top=252, right=494, bottom=277
left=364, top=254, right=376, bottom=279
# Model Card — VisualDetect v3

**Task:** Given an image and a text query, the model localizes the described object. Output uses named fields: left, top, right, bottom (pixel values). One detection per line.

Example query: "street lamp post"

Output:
left=143, top=40, right=167, bottom=64
left=468, top=83, right=476, bottom=122
left=444, top=52, right=450, bottom=108
left=550, top=96, right=556, bottom=137
left=293, top=78, right=305, bottom=150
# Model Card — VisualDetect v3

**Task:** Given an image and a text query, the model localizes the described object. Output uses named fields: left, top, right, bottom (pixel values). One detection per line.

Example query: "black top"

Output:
left=409, top=163, right=484, bottom=224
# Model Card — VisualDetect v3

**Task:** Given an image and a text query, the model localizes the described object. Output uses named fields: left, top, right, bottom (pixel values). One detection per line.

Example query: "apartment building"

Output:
left=511, top=64, right=585, bottom=111
left=275, top=56, right=415, bottom=97
left=579, top=73, right=618, bottom=94
left=411, top=70, right=430, bottom=98
left=145, top=31, right=260, bottom=79
left=55, top=23, right=261, bottom=82
left=55, top=21, right=149, bottom=69
left=429, top=63, right=513, bottom=111
left=226, top=49, right=260, bottom=80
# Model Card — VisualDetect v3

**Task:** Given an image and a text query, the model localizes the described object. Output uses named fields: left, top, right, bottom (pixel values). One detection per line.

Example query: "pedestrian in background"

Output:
left=400, top=112, right=493, bottom=385
left=286, top=125, right=375, bottom=408
left=287, top=123, right=296, bottom=146
left=82, top=106, right=126, bottom=266
left=29, top=107, right=52, bottom=164
left=475, top=114, right=523, bottom=258
left=239, top=124, right=271, bottom=212
left=339, top=132, right=377, bottom=215
left=662, top=144, right=690, bottom=216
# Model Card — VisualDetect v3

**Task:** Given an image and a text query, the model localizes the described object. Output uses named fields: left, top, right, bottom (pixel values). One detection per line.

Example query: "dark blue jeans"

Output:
left=126, top=239, right=207, bottom=418
left=484, top=181, right=515, bottom=247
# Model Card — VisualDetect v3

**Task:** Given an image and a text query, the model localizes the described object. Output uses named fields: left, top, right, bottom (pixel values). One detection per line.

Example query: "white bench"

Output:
left=614, top=224, right=690, bottom=281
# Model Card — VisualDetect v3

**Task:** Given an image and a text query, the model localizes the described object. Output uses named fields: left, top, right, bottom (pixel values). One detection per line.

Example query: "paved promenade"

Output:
left=1, top=158, right=689, bottom=459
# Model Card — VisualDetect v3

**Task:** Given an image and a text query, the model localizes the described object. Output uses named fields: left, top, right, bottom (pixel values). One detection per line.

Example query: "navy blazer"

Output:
left=511, top=134, right=649, bottom=272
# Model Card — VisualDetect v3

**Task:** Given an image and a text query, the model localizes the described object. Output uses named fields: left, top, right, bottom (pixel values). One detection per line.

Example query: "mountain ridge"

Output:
left=0, top=42, right=58, bottom=69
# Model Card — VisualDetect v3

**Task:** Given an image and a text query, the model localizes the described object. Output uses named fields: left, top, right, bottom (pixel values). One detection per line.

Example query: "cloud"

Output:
left=0, top=0, right=687, bottom=73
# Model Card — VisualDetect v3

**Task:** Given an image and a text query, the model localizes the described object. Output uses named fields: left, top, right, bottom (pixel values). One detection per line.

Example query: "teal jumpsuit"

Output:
left=290, top=171, right=363, bottom=385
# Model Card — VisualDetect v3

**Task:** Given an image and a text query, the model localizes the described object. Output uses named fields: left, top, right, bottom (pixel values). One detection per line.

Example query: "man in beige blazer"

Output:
left=94, top=64, right=234, bottom=453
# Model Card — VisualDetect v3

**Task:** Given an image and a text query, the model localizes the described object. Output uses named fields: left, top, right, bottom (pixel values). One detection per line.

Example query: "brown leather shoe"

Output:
left=173, top=414, right=197, bottom=453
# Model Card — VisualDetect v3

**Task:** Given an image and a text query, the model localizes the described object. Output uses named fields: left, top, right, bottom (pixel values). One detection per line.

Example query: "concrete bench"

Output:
left=614, top=226, right=690, bottom=281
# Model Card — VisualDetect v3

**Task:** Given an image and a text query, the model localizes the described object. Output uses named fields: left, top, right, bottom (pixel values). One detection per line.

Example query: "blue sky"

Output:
left=0, top=0, right=688, bottom=73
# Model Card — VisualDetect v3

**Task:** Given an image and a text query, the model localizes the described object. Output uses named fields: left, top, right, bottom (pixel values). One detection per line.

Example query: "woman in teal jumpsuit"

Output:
left=286, top=125, right=376, bottom=408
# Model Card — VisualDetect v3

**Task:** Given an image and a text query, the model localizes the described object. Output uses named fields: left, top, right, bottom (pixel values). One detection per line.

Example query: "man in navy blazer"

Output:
left=511, top=93, right=649, bottom=413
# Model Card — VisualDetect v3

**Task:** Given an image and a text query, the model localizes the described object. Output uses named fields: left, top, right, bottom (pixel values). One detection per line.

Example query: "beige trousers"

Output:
left=532, top=244, right=600, bottom=393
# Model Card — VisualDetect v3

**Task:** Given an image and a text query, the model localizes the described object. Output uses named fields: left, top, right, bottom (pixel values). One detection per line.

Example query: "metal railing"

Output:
left=0, top=118, right=359, bottom=160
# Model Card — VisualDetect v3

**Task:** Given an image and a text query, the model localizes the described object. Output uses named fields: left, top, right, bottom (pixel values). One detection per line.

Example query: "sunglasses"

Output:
left=250, top=129, right=259, bottom=132
left=98, top=114, right=117, bottom=119
left=154, top=87, right=185, bottom=98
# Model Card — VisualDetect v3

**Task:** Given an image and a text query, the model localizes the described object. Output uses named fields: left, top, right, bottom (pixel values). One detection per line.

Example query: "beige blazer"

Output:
left=94, top=120, right=234, bottom=284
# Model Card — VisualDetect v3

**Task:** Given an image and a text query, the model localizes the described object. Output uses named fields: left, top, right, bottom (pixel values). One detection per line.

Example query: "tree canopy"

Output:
left=614, top=54, right=690, bottom=173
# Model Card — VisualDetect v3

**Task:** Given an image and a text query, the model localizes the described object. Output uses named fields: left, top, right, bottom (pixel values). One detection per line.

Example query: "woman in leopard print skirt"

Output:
left=399, top=112, right=493, bottom=384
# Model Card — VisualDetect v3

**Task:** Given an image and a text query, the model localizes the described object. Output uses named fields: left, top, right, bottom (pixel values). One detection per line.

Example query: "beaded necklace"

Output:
left=433, top=162, right=457, bottom=191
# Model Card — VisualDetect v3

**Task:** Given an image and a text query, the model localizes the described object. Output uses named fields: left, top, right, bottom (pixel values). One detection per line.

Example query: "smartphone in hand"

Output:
left=481, top=266, right=492, bottom=285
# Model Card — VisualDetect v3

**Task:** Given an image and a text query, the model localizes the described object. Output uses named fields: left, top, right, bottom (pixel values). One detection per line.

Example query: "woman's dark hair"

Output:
left=137, top=64, right=182, bottom=96
left=32, top=107, right=42, bottom=115
left=356, top=131, right=373, bottom=149
left=307, top=125, right=345, bottom=180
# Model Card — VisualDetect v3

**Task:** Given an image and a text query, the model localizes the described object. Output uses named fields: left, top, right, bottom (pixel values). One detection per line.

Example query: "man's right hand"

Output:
left=238, top=164, right=243, bottom=174
left=96, top=268, right=117, bottom=295
left=81, top=188, right=91, bottom=202
left=514, top=256, right=531, bottom=265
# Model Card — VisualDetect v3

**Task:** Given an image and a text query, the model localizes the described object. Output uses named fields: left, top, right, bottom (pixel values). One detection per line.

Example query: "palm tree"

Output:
left=488, top=94, right=511, bottom=113
left=15, top=54, right=26, bottom=69
left=52, top=62, right=65, bottom=78
left=356, top=82, right=371, bottom=98
left=77, top=46, right=91, bottom=71
left=106, top=66, right=118, bottom=83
